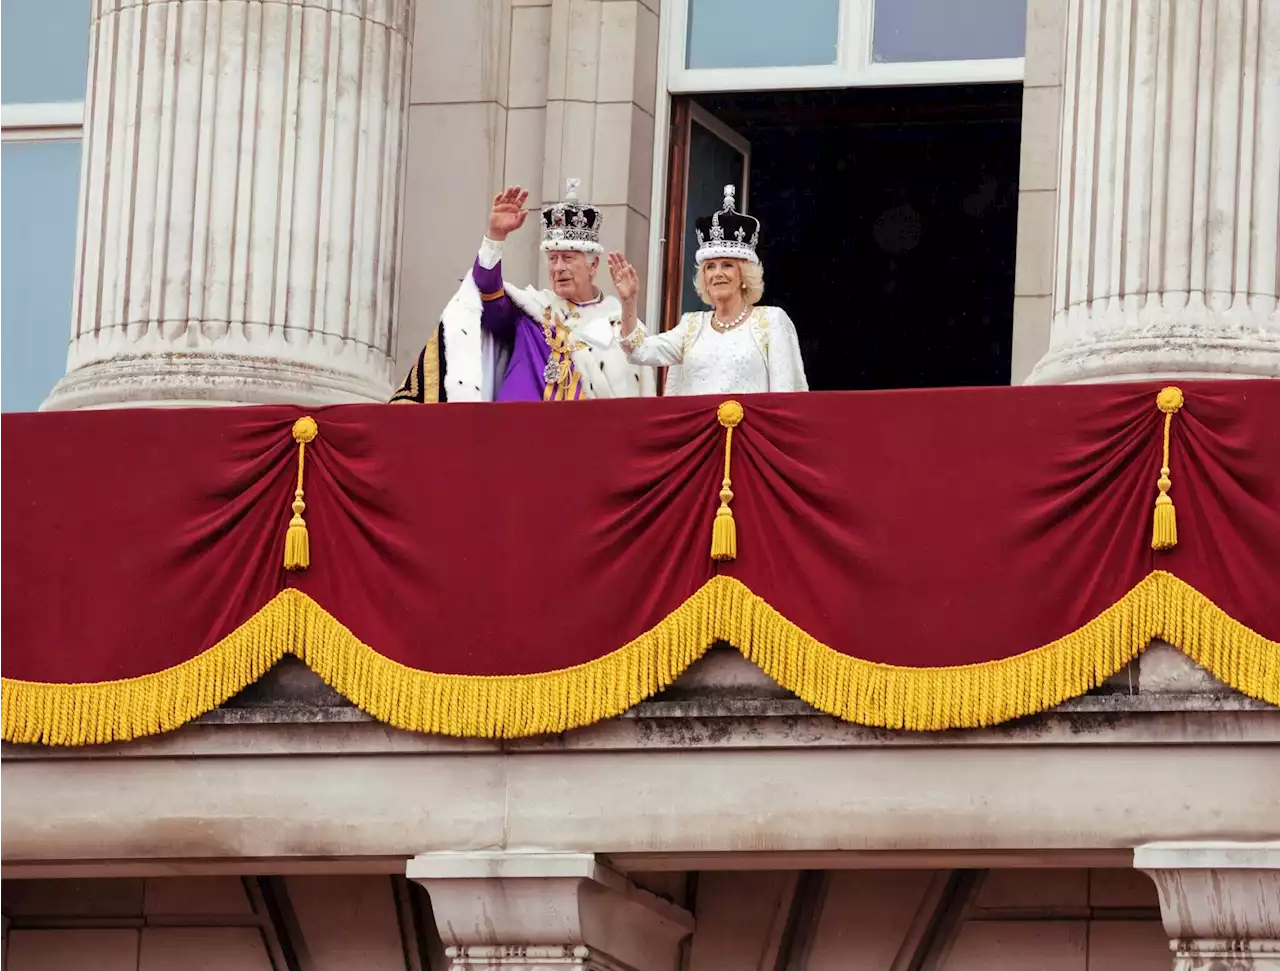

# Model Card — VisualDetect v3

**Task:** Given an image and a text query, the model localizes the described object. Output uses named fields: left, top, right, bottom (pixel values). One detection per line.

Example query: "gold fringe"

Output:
left=725, top=570, right=1280, bottom=731
left=1152, top=387, right=1184, bottom=550
left=0, top=586, right=718, bottom=745
left=711, top=400, right=744, bottom=561
left=3, top=571, right=1277, bottom=745
left=284, top=417, right=318, bottom=571
left=0, top=593, right=297, bottom=746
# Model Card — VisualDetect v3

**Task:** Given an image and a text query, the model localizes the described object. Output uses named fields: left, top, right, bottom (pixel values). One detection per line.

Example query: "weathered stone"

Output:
left=1137, top=842, right=1280, bottom=971
left=1028, top=0, right=1280, bottom=384
left=43, top=0, right=413, bottom=409
left=408, top=853, right=693, bottom=971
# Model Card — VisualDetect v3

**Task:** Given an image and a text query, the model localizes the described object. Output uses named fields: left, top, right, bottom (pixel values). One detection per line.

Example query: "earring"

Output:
left=740, top=282, right=747, bottom=289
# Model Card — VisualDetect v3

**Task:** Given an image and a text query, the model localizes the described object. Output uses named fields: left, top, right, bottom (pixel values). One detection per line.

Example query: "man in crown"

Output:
left=392, top=181, right=655, bottom=402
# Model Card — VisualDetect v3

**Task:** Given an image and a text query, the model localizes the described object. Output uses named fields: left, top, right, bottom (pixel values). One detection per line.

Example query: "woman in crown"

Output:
left=608, top=186, right=808, bottom=396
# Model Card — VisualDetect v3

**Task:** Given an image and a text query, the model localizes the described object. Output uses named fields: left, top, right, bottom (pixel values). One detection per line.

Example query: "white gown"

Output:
left=622, top=307, right=809, bottom=396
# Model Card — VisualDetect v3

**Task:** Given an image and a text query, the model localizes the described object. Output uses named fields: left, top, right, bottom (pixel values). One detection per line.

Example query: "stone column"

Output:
left=407, top=852, right=694, bottom=971
left=1027, top=0, right=1280, bottom=384
left=44, top=0, right=413, bottom=410
left=542, top=0, right=659, bottom=306
left=1136, top=841, right=1280, bottom=970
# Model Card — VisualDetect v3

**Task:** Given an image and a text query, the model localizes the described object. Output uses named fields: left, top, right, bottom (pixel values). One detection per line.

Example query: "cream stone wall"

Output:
left=688, top=869, right=1168, bottom=971
left=1, top=875, right=438, bottom=971
left=1, top=870, right=1169, bottom=971
left=1010, top=0, right=1067, bottom=384
left=395, top=0, right=660, bottom=380
left=2, top=877, right=280, bottom=971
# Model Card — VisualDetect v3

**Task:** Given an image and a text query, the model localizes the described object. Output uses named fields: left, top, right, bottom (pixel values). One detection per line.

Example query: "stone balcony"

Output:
left=4, top=644, right=1276, bottom=879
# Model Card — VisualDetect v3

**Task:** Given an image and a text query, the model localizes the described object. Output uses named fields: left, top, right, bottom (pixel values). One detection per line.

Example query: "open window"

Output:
left=661, top=103, right=752, bottom=334
left=654, top=0, right=1027, bottom=391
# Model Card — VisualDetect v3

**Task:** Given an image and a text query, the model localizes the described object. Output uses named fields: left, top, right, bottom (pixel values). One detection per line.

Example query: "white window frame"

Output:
left=668, top=0, right=1024, bottom=92
left=1, top=102, right=84, bottom=142
left=645, top=0, right=1025, bottom=315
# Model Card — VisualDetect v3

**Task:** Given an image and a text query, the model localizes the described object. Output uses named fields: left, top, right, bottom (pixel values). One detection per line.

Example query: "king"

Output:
left=392, top=181, right=656, bottom=402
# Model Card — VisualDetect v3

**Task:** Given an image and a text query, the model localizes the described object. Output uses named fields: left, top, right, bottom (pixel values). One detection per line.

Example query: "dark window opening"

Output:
left=668, top=84, right=1022, bottom=390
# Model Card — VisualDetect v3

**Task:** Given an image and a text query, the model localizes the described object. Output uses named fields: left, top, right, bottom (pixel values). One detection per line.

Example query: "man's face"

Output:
left=546, top=250, right=597, bottom=302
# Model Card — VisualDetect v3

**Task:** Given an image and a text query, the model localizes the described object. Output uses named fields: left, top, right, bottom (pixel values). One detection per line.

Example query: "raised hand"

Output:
left=488, top=186, right=530, bottom=241
left=607, top=251, right=639, bottom=307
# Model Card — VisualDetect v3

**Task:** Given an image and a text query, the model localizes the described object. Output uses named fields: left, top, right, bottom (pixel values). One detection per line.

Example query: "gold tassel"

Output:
left=284, top=416, right=319, bottom=570
left=711, top=400, right=744, bottom=561
left=1151, top=386, right=1183, bottom=551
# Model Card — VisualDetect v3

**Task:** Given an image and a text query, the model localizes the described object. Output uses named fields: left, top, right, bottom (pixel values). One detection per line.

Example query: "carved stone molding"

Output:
left=1136, top=841, right=1280, bottom=971
left=407, top=852, right=694, bottom=971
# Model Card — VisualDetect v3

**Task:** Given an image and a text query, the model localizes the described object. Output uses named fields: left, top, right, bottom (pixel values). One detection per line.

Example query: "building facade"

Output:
left=3, top=1, right=1279, bottom=970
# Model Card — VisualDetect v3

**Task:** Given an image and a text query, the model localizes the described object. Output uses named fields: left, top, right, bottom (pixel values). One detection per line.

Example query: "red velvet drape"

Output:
left=4, top=381, right=1277, bottom=686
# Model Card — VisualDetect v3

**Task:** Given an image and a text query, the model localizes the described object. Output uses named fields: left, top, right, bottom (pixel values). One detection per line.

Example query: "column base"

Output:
left=1026, top=305, right=1280, bottom=385
left=43, top=352, right=394, bottom=410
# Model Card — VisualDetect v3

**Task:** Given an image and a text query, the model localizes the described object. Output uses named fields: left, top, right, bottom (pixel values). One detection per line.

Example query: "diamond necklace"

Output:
left=711, top=305, right=751, bottom=333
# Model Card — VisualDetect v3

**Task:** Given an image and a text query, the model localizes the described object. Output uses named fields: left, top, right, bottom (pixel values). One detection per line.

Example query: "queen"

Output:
left=609, top=186, right=808, bottom=396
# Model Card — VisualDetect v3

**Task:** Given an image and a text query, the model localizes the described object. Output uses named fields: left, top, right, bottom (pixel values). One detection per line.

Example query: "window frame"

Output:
left=1, top=101, right=84, bottom=143
left=667, top=0, right=1025, bottom=92
left=1, top=103, right=85, bottom=412
left=645, top=0, right=1026, bottom=318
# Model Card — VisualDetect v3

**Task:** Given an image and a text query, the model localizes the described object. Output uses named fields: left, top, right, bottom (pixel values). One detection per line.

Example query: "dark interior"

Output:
left=691, top=84, right=1022, bottom=390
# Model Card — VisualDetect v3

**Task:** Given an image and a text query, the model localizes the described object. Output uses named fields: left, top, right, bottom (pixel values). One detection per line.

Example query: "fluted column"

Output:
left=45, top=0, right=413, bottom=410
left=1028, top=0, right=1280, bottom=384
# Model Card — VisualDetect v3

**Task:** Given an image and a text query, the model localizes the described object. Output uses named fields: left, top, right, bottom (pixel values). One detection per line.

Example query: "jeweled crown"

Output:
left=540, top=178, right=603, bottom=255
left=694, top=185, right=761, bottom=265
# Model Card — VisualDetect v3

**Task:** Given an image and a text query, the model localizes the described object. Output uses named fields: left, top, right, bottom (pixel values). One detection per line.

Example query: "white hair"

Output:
left=694, top=259, right=764, bottom=306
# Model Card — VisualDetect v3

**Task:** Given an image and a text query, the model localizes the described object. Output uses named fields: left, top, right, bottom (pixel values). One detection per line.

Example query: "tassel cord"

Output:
left=284, top=417, right=318, bottom=571
left=711, top=401, right=744, bottom=561
left=1151, top=387, right=1182, bottom=551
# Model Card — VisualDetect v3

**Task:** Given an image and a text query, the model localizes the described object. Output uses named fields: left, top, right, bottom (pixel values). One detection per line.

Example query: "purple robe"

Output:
left=474, top=259, right=592, bottom=402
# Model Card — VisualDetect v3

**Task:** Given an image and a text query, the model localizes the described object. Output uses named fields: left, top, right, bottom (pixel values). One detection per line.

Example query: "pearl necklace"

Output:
left=711, top=305, right=751, bottom=333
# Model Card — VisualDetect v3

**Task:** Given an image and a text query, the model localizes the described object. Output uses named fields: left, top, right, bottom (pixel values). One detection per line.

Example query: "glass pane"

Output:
left=873, top=0, right=1026, bottom=62
left=686, top=0, right=840, bottom=69
left=1, top=0, right=91, bottom=103
left=681, top=120, right=747, bottom=315
left=2, top=139, right=81, bottom=412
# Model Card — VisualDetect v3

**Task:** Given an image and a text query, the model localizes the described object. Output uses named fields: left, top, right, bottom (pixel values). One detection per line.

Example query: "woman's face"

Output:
left=702, top=258, right=743, bottom=302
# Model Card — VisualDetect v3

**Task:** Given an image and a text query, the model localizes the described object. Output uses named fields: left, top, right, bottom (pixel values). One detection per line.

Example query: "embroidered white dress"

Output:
left=622, top=307, right=808, bottom=396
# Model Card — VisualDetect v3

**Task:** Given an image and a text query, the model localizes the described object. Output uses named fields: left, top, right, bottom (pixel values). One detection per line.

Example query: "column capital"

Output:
left=1136, top=841, right=1280, bottom=970
left=407, top=852, right=694, bottom=971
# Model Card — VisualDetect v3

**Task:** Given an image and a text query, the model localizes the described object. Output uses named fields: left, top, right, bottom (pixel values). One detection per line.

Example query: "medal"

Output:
left=544, top=355, right=567, bottom=385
